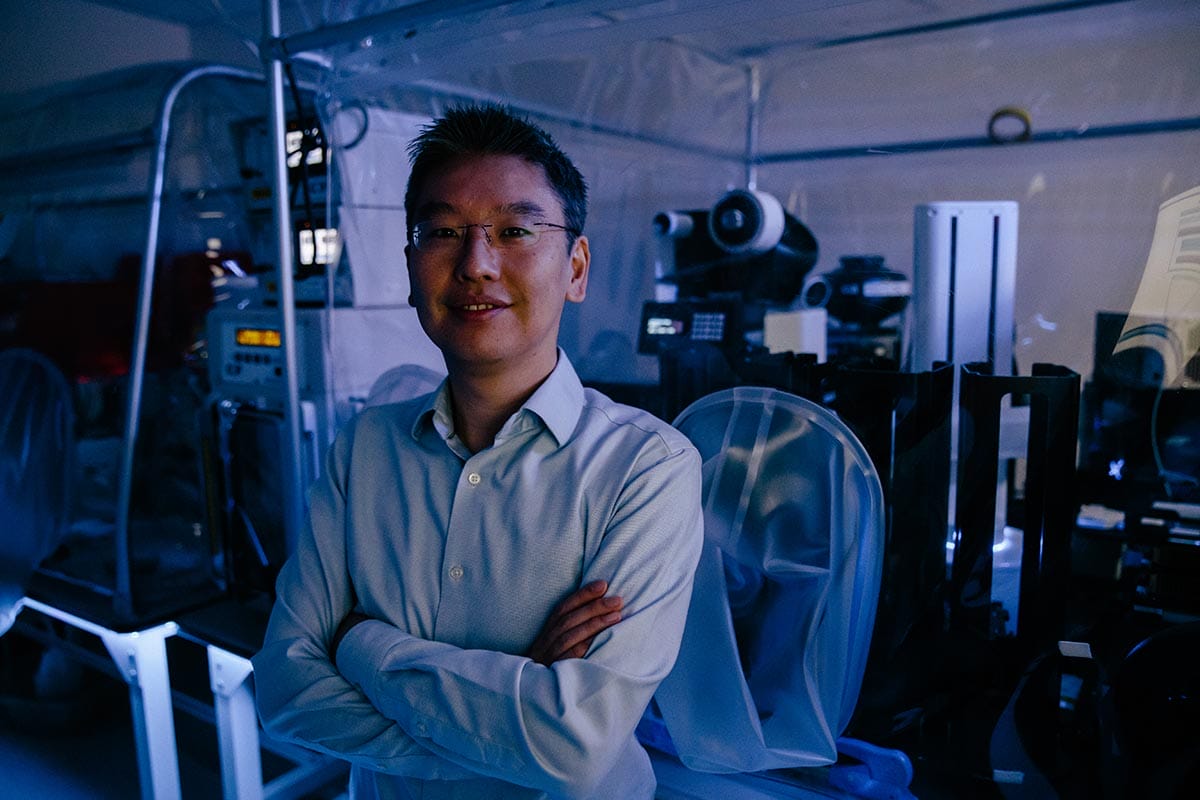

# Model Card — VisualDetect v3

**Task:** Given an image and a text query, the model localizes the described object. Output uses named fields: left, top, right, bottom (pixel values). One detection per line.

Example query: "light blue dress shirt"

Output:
left=253, top=354, right=703, bottom=799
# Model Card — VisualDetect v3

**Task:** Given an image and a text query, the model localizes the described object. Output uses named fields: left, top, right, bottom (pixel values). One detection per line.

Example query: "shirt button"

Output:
left=449, top=565, right=464, bottom=581
left=467, top=472, right=481, bottom=485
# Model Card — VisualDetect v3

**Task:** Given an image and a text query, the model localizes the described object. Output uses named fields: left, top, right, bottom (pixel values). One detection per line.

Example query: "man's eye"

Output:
left=497, top=226, right=535, bottom=239
left=429, top=227, right=461, bottom=239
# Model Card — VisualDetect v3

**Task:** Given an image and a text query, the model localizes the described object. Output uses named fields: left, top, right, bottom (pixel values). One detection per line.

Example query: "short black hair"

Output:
left=405, top=104, right=588, bottom=242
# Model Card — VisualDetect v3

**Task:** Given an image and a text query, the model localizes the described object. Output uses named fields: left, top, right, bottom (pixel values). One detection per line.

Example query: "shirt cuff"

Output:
left=332, top=619, right=531, bottom=774
left=335, top=618, right=398, bottom=692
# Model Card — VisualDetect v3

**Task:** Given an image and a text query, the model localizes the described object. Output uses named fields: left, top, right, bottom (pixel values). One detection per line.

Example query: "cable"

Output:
left=987, top=106, right=1033, bottom=144
left=283, top=62, right=317, bottom=229
left=1150, top=385, right=1171, bottom=499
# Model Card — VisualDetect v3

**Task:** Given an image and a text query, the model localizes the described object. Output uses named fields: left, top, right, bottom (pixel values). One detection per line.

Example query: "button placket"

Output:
left=437, top=457, right=488, bottom=640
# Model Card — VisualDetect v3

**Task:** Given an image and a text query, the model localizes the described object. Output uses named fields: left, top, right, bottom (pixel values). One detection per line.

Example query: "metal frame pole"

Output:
left=115, top=64, right=263, bottom=618
left=744, top=62, right=761, bottom=191
left=264, top=0, right=306, bottom=554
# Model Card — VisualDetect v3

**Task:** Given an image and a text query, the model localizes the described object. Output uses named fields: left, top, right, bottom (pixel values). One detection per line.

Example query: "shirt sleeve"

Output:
left=334, top=442, right=704, bottom=797
left=251, top=418, right=478, bottom=779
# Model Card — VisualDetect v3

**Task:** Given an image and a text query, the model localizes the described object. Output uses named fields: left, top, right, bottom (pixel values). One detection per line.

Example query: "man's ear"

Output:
left=405, top=244, right=416, bottom=305
left=565, top=235, right=589, bottom=304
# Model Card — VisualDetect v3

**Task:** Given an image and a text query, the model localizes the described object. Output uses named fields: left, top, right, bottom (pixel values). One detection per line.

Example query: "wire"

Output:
left=1150, top=385, right=1170, bottom=499
left=987, top=106, right=1033, bottom=144
left=330, top=101, right=370, bottom=151
left=283, top=62, right=317, bottom=229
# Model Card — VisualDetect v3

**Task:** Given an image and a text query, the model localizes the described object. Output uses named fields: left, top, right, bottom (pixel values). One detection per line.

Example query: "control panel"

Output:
left=207, top=308, right=317, bottom=407
left=216, top=322, right=285, bottom=386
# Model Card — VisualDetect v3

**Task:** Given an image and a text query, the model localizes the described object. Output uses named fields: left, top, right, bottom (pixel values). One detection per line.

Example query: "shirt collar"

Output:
left=412, top=384, right=448, bottom=441
left=522, top=350, right=585, bottom=446
left=411, top=349, right=584, bottom=448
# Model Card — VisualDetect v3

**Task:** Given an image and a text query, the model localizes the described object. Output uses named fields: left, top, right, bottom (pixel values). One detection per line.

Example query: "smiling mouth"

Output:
left=459, top=302, right=503, bottom=311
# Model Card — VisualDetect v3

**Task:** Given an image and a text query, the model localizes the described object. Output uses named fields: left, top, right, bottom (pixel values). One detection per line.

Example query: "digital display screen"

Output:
left=646, top=317, right=686, bottom=337
left=236, top=327, right=281, bottom=348
left=637, top=300, right=739, bottom=355
left=299, top=227, right=340, bottom=266
left=286, top=129, right=325, bottom=168
left=690, top=312, right=727, bottom=341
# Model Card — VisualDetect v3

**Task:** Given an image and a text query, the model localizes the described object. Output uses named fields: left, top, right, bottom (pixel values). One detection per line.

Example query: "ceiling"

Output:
left=86, top=0, right=1135, bottom=65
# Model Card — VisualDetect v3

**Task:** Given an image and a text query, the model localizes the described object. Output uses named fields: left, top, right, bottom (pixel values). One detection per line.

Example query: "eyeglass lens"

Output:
left=411, top=218, right=573, bottom=252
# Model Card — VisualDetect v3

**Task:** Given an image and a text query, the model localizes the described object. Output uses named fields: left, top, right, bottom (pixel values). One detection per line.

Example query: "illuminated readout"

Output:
left=235, top=328, right=282, bottom=348
left=647, top=317, right=686, bottom=336
left=690, top=312, right=726, bottom=341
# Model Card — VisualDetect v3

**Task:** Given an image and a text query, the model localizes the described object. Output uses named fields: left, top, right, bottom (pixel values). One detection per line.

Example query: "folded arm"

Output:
left=254, top=420, right=703, bottom=794
left=252, top=420, right=478, bottom=778
left=333, top=446, right=701, bottom=795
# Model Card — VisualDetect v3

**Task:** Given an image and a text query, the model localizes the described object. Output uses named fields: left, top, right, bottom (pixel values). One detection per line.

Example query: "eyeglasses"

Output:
left=409, top=219, right=579, bottom=255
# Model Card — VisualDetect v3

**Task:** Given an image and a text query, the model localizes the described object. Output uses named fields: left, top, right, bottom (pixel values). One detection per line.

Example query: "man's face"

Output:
left=406, top=154, right=589, bottom=378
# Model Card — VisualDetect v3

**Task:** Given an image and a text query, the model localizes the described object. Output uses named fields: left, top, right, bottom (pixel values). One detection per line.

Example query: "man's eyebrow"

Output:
left=498, top=201, right=549, bottom=218
left=414, top=201, right=456, bottom=221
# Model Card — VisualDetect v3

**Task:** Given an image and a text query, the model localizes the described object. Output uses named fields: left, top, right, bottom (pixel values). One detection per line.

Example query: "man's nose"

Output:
left=455, top=225, right=501, bottom=281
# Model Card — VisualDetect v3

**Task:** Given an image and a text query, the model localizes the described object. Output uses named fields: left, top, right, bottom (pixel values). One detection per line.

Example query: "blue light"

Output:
left=1108, top=458, right=1125, bottom=480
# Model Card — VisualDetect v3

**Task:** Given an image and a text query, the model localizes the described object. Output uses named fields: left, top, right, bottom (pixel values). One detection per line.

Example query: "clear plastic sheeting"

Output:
left=654, top=387, right=884, bottom=772
left=303, top=0, right=1200, bottom=384
left=325, top=105, right=427, bottom=306
left=0, top=62, right=273, bottom=284
left=1115, top=184, right=1200, bottom=389
left=0, top=62, right=307, bottom=621
left=364, top=363, right=444, bottom=407
left=316, top=88, right=744, bottom=383
left=0, top=63, right=170, bottom=165
left=0, top=349, right=75, bottom=634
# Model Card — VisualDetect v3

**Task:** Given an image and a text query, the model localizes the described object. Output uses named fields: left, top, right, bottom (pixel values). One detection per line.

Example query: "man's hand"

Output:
left=527, top=580, right=623, bottom=666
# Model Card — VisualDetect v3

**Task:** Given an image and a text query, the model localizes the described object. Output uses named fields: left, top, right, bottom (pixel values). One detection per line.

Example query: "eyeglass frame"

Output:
left=407, top=220, right=581, bottom=253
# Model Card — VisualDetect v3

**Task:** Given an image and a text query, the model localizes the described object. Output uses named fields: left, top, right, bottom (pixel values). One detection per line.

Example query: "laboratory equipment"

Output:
left=909, top=201, right=1018, bottom=375
left=804, top=254, right=911, bottom=365
left=644, top=189, right=818, bottom=352
left=204, top=305, right=443, bottom=597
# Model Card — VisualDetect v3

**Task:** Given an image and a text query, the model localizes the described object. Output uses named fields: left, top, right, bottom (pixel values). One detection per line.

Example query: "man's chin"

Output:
left=440, top=345, right=512, bottom=374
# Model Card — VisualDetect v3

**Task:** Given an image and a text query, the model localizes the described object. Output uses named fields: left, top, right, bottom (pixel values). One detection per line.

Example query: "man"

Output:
left=252, top=104, right=704, bottom=799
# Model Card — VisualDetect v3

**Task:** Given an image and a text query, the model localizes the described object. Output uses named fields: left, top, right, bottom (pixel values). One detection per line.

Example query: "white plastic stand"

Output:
left=18, top=597, right=181, bottom=800
left=203, top=643, right=347, bottom=800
